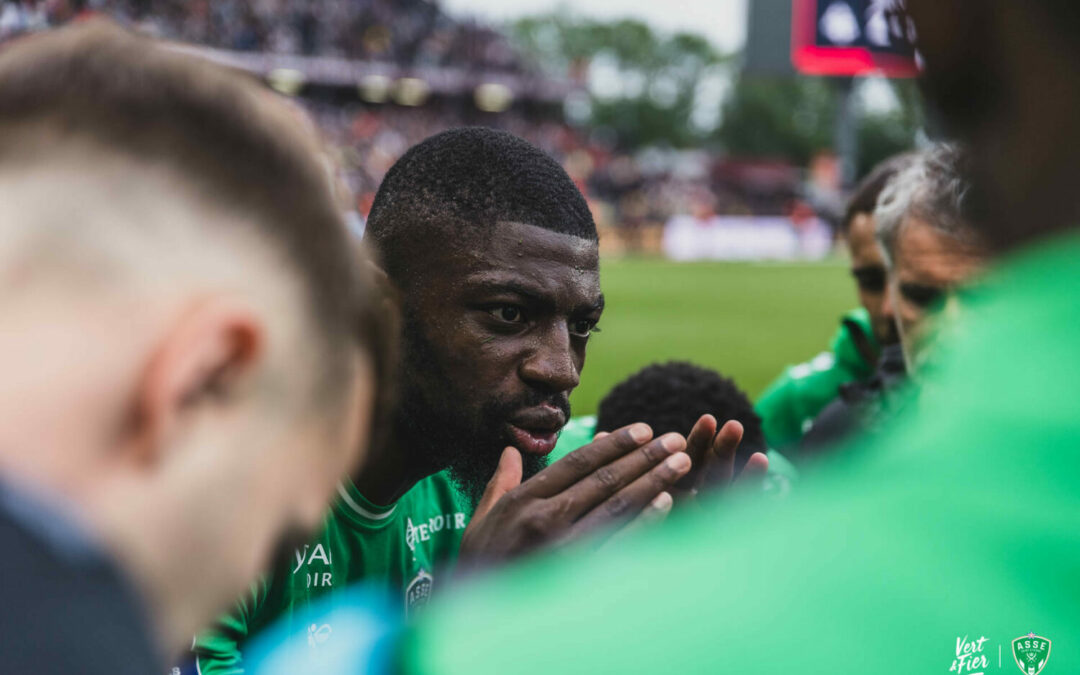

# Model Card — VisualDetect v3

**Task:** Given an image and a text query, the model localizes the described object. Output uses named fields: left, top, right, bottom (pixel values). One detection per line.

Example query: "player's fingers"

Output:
left=567, top=450, right=691, bottom=538
left=703, top=419, right=743, bottom=488
left=472, top=447, right=523, bottom=523
left=522, top=423, right=652, bottom=498
left=598, top=491, right=673, bottom=550
left=678, top=414, right=716, bottom=492
left=736, top=452, right=770, bottom=485
left=685, top=414, right=717, bottom=467
left=592, top=431, right=609, bottom=441
left=553, top=433, right=685, bottom=521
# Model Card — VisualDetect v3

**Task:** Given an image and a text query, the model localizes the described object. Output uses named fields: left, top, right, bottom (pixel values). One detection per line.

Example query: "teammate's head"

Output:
left=0, top=22, right=388, bottom=649
left=365, top=127, right=601, bottom=505
left=874, top=144, right=987, bottom=370
left=841, top=154, right=916, bottom=347
left=596, top=362, right=765, bottom=474
left=907, top=0, right=1080, bottom=251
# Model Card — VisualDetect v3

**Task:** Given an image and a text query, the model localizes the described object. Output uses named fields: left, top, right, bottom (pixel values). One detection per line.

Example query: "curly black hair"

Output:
left=596, top=361, right=767, bottom=471
left=364, top=127, right=597, bottom=286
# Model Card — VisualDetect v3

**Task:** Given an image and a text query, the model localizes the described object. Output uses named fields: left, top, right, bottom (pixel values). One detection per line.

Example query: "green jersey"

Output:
left=194, top=472, right=469, bottom=674
left=403, top=234, right=1080, bottom=674
left=755, top=307, right=878, bottom=453
left=554, top=415, right=798, bottom=495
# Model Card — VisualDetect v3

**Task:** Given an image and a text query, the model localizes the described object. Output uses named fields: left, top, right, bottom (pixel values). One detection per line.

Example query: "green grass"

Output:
left=570, top=258, right=858, bottom=416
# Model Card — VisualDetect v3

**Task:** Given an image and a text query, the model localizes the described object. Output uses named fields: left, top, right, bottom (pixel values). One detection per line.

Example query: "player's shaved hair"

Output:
left=0, top=21, right=369, bottom=400
left=364, top=127, right=597, bottom=286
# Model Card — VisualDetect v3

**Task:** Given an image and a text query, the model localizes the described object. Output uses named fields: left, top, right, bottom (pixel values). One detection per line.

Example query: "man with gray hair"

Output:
left=873, top=144, right=988, bottom=373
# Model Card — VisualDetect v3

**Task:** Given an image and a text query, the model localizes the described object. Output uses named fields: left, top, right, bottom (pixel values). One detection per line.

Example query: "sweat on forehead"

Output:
left=364, top=127, right=597, bottom=281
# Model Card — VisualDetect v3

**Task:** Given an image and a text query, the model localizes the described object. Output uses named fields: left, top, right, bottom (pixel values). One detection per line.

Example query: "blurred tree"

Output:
left=716, top=73, right=923, bottom=177
left=511, top=11, right=923, bottom=171
left=855, top=79, right=924, bottom=177
left=510, top=11, right=727, bottom=148
left=714, top=74, right=837, bottom=166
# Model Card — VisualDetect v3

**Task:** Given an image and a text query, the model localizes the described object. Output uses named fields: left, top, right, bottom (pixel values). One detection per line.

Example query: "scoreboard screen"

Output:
left=791, top=0, right=918, bottom=77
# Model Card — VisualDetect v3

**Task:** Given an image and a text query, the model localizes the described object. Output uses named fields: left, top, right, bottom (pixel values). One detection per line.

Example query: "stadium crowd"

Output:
left=310, top=100, right=783, bottom=240
left=2, top=0, right=814, bottom=250
left=1, top=1, right=1078, bottom=674
left=1, top=0, right=523, bottom=69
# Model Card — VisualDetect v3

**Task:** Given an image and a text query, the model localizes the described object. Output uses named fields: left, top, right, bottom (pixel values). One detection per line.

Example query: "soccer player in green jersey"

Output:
left=756, top=154, right=914, bottom=453
left=377, top=2, right=1080, bottom=672
left=193, top=128, right=697, bottom=672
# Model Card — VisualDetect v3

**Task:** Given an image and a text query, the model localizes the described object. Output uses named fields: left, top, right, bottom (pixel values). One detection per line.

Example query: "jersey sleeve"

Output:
left=756, top=310, right=877, bottom=453
left=754, top=356, right=839, bottom=451
left=192, top=580, right=267, bottom=675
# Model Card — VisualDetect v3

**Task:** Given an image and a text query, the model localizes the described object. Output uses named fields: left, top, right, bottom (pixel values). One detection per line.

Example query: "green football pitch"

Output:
left=570, top=257, right=858, bottom=416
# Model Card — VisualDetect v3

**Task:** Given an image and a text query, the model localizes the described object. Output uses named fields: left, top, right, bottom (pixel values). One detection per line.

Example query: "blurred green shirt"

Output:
left=755, top=307, right=878, bottom=454
left=402, top=233, right=1080, bottom=674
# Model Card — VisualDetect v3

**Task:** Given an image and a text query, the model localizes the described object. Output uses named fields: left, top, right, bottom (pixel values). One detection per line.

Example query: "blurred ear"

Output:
left=127, top=298, right=264, bottom=467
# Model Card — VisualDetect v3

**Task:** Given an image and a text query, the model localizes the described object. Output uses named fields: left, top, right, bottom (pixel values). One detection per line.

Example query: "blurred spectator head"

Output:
left=597, top=361, right=766, bottom=472
left=364, top=126, right=599, bottom=505
left=841, top=153, right=918, bottom=347
left=874, top=144, right=987, bottom=370
left=690, top=187, right=719, bottom=222
left=0, top=21, right=385, bottom=647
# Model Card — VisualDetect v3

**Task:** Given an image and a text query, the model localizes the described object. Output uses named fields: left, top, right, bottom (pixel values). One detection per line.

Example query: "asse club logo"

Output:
left=1012, top=633, right=1051, bottom=675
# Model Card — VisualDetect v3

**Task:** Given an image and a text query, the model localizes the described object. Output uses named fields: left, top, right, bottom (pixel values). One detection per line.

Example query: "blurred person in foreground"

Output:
left=0, top=21, right=389, bottom=674
left=248, top=1, right=1080, bottom=671
left=194, top=127, right=700, bottom=673
left=801, top=145, right=987, bottom=452
left=558, top=362, right=783, bottom=497
left=755, top=154, right=913, bottom=456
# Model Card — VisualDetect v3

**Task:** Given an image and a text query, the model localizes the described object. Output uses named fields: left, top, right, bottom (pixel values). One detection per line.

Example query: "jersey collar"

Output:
left=334, top=478, right=399, bottom=529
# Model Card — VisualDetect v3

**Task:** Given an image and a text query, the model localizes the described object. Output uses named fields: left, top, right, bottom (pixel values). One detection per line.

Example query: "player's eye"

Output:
left=488, top=306, right=525, bottom=324
left=569, top=319, right=600, bottom=338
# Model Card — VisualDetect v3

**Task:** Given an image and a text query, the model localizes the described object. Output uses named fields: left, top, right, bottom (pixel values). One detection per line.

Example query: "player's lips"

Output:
left=507, top=405, right=566, bottom=456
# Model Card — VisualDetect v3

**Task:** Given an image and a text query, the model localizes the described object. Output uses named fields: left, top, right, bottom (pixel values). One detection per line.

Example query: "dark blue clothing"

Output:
left=0, top=478, right=161, bottom=674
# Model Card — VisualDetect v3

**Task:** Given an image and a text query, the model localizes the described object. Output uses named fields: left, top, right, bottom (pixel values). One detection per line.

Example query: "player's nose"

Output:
left=519, top=326, right=579, bottom=393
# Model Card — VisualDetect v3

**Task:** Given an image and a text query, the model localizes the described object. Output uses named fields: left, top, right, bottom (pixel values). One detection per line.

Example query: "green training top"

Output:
left=404, top=233, right=1080, bottom=674
left=194, top=472, right=469, bottom=674
left=755, top=307, right=878, bottom=454
left=554, top=415, right=798, bottom=496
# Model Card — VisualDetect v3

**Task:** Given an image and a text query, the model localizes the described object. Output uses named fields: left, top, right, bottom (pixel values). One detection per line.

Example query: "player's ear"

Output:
left=125, top=298, right=265, bottom=468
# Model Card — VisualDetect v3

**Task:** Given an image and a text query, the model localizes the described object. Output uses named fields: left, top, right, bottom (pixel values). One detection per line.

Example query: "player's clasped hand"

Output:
left=458, top=423, right=691, bottom=568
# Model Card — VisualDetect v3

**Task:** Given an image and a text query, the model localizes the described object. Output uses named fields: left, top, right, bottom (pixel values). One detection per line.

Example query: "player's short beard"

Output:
left=396, top=318, right=562, bottom=508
